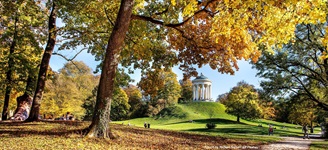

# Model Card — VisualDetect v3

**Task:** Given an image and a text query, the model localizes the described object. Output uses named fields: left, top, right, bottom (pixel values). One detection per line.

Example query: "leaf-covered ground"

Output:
left=0, top=121, right=263, bottom=149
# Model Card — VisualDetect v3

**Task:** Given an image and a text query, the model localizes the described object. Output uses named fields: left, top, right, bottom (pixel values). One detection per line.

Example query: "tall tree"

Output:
left=217, top=93, right=228, bottom=103
left=253, top=24, right=328, bottom=111
left=0, top=0, right=46, bottom=120
left=288, top=94, right=316, bottom=127
left=158, top=70, right=181, bottom=105
left=223, top=81, right=262, bottom=122
left=123, top=84, right=142, bottom=118
left=58, top=0, right=326, bottom=138
left=138, top=69, right=165, bottom=103
left=110, top=88, right=130, bottom=121
left=179, top=79, right=193, bottom=103
left=257, top=89, right=276, bottom=120
left=82, top=70, right=131, bottom=121
left=26, top=1, right=57, bottom=121
left=41, top=61, right=98, bottom=120
left=139, top=69, right=181, bottom=105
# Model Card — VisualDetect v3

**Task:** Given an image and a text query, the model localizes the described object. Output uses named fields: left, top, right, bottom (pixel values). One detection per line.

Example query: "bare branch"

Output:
left=104, top=6, right=115, bottom=26
left=52, top=48, right=87, bottom=71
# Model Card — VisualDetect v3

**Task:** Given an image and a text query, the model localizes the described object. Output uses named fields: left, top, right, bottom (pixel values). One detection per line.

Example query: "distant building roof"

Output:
left=195, top=73, right=208, bottom=80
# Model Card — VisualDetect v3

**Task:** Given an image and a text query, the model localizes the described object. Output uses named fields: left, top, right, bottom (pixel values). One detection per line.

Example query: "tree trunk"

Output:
left=13, top=93, right=33, bottom=121
left=13, top=75, right=35, bottom=121
left=25, top=2, right=57, bottom=122
left=2, top=12, right=18, bottom=121
left=310, top=121, right=314, bottom=133
left=237, top=115, right=240, bottom=122
left=85, top=0, right=134, bottom=138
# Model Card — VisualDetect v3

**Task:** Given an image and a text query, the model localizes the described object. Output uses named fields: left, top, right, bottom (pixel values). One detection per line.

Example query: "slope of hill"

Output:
left=116, top=102, right=320, bottom=141
left=155, top=102, right=229, bottom=120
left=122, top=102, right=231, bottom=126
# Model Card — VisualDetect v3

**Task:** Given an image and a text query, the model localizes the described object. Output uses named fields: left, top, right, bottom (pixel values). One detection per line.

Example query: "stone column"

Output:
left=202, top=84, right=205, bottom=100
left=197, top=84, right=200, bottom=101
left=209, top=84, right=211, bottom=101
left=208, top=84, right=210, bottom=100
left=207, top=84, right=211, bottom=99
left=195, top=84, right=198, bottom=101
left=205, top=84, right=208, bottom=99
left=192, top=85, right=195, bottom=101
left=203, top=84, right=206, bottom=100
left=199, top=84, right=201, bottom=100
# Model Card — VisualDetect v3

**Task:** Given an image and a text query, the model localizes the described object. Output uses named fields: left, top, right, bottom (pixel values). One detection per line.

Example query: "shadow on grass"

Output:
left=250, top=119, right=302, bottom=129
left=0, top=121, right=42, bottom=126
left=0, top=120, right=87, bottom=137
left=113, top=124, right=232, bottom=142
left=183, top=125, right=303, bottom=137
left=184, top=126, right=268, bottom=135
left=164, top=118, right=247, bottom=125
left=0, top=129, right=85, bottom=137
left=154, top=106, right=187, bottom=120
left=0, top=120, right=85, bottom=126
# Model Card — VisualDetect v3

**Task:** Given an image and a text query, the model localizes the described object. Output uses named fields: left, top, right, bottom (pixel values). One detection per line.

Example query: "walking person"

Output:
left=302, top=125, right=309, bottom=139
left=268, top=124, right=273, bottom=135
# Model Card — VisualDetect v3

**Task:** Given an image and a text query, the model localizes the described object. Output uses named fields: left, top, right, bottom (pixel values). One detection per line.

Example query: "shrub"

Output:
left=206, top=122, right=216, bottom=129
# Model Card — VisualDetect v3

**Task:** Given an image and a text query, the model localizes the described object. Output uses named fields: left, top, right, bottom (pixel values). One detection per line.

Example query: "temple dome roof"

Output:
left=195, top=73, right=208, bottom=79
left=192, top=73, right=211, bottom=83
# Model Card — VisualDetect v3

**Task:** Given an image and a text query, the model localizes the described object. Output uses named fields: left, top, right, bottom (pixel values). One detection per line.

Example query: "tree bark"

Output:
left=85, top=0, right=134, bottom=138
left=13, top=75, right=36, bottom=121
left=2, top=12, right=18, bottom=120
left=13, top=93, right=33, bottom=121
left=237, top=115, right=240, bottom=122
left=310, top=121, right=314, bottom=133
left=25, top=2, right=57, bottom=122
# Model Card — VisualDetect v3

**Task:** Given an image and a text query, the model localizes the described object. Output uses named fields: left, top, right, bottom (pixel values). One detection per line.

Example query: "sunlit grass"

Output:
left=116, top=102, right=321, bottom=143
left=1, top=102, right=322, bottom=149
left=310, top=140, right=328, bottom=150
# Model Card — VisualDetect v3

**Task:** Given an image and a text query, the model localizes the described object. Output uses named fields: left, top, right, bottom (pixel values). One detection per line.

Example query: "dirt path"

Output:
left=261, top=134, right=324, bottom=150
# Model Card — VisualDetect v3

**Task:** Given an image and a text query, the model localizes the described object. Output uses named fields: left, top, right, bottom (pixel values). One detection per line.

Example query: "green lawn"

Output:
left=115, top=102, right=322, bottom=143
left=310, top=140, right=328, bottom=150
left=0, top=102, right=324, bottom=149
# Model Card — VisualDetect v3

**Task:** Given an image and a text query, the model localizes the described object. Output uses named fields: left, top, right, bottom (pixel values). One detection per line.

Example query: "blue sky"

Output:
left=50, top=50, right=262, bottom=100
left=51, top=16, right=262, bottom=100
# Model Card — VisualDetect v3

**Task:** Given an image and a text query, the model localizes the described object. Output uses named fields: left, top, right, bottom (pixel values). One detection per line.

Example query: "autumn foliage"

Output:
left=0, top=121, right=261, bottom=149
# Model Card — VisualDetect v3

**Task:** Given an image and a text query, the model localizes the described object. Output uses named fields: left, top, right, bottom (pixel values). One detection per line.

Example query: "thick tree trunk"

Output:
left=310, top=121, right=314, bottom=133
left=85, top=0, right=134, bottom=138
left=237, top=115, right=240, bottom=122
left=13, top=93, right=33, bottom=121
left=2, top=13, right=18, bottom=120
left=25, top=2, right=57, bottom=122
left=13, top=76, right=35, bottom=121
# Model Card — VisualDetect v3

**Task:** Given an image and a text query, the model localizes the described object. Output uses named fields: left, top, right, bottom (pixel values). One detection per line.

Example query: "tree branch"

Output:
left=269, top=56, right=328, bottom=111
left=52, top=48, right=87, bottom=71
left=104, top=6, right=115, bottom=26
left=131, top=0, right=217, bottom=28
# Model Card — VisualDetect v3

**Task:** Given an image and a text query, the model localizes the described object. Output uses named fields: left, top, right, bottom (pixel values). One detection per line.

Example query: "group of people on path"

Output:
left=268, top=124, right=310, bottom=139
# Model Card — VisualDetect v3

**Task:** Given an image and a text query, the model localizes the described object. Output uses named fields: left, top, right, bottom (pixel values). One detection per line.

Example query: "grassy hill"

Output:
left=116, top=102, right=321, bottom=142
